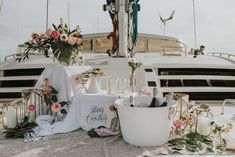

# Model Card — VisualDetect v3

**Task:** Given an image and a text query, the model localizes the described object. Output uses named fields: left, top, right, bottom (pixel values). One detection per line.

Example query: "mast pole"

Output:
left=118, top=0, right=128, bottom=57
left=67, top=0, right=70, bottom=29
left=46, top=0, right=49, bottom=30
left=192, top=0, right=197, bottom=48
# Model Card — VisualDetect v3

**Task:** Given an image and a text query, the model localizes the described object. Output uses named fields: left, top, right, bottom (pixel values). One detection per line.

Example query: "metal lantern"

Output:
left=174, top=93, right=189, bottom=120
left=22, top=89, right=44, bottom=122
left=1, top=99, right=25, bottom=129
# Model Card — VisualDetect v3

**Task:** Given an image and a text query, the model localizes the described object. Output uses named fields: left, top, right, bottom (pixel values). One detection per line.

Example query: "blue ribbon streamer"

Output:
left=131, top=0, right=139, bottom=47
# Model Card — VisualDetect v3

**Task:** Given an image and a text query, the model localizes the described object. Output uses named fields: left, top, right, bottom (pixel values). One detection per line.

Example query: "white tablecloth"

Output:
left=34, top=65, right=118, bottom=136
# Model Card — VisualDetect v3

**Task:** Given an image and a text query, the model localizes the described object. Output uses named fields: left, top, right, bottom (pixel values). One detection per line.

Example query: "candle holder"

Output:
left=194, top=107, right=213, bottom=135
left=1, top=99, right=24, bottom=129
left=22, top=89, right=44, bottom=121
left=173, top=93, right=189, bottom=120
left=0, top=89, right=44, bottom=129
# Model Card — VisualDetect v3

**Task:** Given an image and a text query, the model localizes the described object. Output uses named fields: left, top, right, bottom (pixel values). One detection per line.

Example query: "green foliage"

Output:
left=4, top=117, right=37, bottom=139
left=128, top=60, right=142, bottom=73
left=168, top=132, right=213, bottom=153
left=199, top=104, right=209, bottom=110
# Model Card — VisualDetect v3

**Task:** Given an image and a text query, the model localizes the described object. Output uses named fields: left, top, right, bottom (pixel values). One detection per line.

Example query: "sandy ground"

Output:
left=1, top=127, right=235, bottom=157
left=0, top=128, right=148, bottom=157
left=0, top=104, right=235, bottom=157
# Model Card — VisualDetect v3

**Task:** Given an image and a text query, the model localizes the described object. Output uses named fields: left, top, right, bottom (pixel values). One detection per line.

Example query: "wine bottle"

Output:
left=160, top=95, right=170, bottom=107
left=130, top=95, right=134, bottom=107
left=149, top=87, right=160, bottom=107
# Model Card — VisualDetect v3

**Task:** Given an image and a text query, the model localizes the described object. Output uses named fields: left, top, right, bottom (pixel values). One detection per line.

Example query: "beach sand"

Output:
left=0, top=128, right=144, bottom=157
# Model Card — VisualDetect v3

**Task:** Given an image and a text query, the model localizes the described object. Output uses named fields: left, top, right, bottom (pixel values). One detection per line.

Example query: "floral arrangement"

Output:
left=168, top=102, right=233, bottom=154
left=128, top=60, right=142, bottom=74
left=73, top=68, right=105, bottom=93
left=84, top=68, right=105, bottom=77
left=75, top=68, right=105, bottom=84
left=109, top=104, right=120, bottom=132
left=17, top=18, right=83, bottom=65
left=128, top=60, right=142, bottom=92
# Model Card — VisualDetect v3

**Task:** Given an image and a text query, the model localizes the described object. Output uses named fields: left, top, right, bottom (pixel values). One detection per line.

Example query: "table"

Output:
left=33, top=65, right=119, bottom=136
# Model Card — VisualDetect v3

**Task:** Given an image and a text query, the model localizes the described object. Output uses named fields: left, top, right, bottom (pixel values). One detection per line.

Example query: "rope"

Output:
left=107, top=19, right=119, bottom=54
left=106, top=0, right=116, bottom=21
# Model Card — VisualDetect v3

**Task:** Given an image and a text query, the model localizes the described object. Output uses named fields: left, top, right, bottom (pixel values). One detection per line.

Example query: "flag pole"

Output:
left=192, top=0, right=197, bottom=48
left=46, top=0, right=49, bottom=30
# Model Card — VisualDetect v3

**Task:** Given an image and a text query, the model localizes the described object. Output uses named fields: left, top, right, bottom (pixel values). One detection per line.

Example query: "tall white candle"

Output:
left=5, top=107, right=17, bottom=129
left=197, top=112, right=211, bottom=136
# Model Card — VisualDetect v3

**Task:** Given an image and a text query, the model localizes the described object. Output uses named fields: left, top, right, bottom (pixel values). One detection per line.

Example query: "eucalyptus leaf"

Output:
left=199, top=104, right=209, bottom=110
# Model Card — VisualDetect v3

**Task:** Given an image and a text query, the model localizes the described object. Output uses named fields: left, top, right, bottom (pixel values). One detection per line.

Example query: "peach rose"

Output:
left=75, top=74, right=83, bottom=84
left=50, top=30, right=60, bottom=40
left=68, top=36, right=77, bottom=45
left=31, top=33, right=40, bottom=42
left=76, top=38, right=81, bottom=45
left=51, top=103, right=61, bottom=113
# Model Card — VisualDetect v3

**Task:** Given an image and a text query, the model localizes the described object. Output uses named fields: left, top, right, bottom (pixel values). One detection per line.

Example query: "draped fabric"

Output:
left=33, top=65, right=91, bottom=136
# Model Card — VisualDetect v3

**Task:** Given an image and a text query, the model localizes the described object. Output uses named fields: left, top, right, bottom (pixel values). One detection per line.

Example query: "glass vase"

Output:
left=129, top=72, right=136, bottom=93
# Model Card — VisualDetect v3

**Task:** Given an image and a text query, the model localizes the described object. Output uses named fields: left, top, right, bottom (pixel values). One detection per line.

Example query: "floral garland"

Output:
left=41, top=78, right=71, bottom=121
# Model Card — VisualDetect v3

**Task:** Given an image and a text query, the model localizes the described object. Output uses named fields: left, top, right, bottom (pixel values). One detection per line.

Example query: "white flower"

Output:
left=60, top=34, right=68, bottom=41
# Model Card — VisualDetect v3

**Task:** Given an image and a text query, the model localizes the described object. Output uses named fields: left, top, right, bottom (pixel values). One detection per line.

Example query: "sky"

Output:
left=0, top=0, right=235, bottom=60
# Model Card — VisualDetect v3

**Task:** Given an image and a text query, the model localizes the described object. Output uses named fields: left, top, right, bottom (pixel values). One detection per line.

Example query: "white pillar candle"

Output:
left=5, top=107, right=17, bottom=129
left=197, top=113, right=211, bottom=136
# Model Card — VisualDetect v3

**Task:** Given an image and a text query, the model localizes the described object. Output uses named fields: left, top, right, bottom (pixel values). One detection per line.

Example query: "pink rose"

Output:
left=46, top=28, right=53, bottom=36
left=75, top=74, right=83, bottom=84
left=50, top=30, right=60, bottom=40
left=76, top=38, right=81, bottom=45
left=68, top=36, right=77, bottom=45
left=51, top=103, right=61, bottom=113
left=109, top=104, right=117, bottom=111
left=173, top=120, right=183, bottom=128
left=28, top=104, right=36, bottom=112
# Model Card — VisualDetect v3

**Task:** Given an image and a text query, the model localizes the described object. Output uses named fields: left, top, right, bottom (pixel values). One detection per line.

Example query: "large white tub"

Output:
left=115, top=96, right=177, bottom=146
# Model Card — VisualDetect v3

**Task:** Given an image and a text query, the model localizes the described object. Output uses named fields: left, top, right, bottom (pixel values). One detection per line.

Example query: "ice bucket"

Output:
left=115, top=96, right=177, bottom=146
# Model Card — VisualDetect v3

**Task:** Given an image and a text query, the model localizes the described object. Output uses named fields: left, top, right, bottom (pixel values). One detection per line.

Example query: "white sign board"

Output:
left=77, top=94, right=118, bottom=131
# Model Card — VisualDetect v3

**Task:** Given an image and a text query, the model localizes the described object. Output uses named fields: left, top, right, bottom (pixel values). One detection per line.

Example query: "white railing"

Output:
left=161, top=46, right=187, bottom=56
left=4, top=52, right=41, bottom=61
left=208, top=52, right=235, bottom=63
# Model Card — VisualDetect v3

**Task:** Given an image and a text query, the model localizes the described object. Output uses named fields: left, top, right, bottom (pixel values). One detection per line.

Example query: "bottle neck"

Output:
left=130, top=96, right=134, bottom=106
left=152, top=88, right=158, bottom=98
